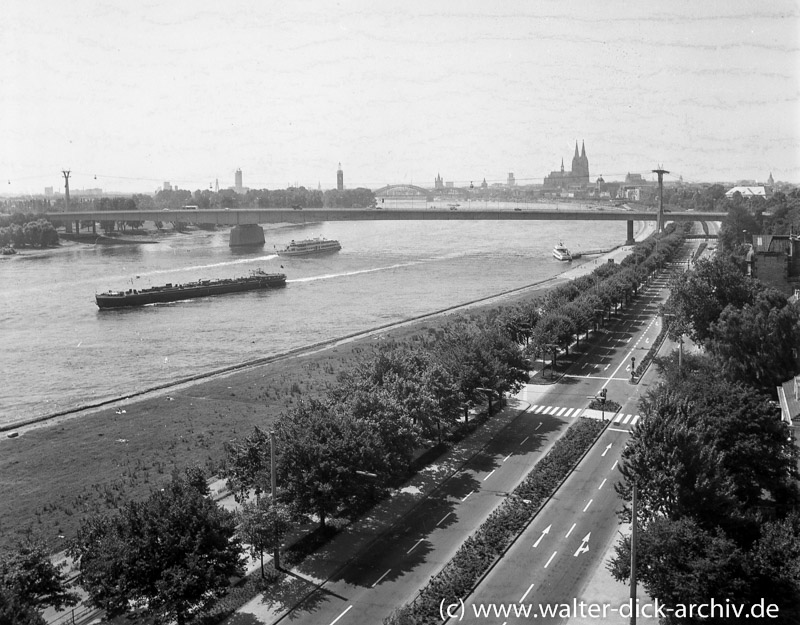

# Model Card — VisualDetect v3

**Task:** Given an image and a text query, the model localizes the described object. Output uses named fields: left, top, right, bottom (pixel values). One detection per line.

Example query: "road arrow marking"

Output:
left=574, top=533, right=591, bottom=557
left=601, top=443, right=612, bottom=457
left=544, top=551, right=558, bottom=568
left=532, top=525, right=551, bottom=548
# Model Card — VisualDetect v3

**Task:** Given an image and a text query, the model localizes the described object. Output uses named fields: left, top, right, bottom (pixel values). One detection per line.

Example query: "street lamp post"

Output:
left=630, top=356, right=636, bottom=383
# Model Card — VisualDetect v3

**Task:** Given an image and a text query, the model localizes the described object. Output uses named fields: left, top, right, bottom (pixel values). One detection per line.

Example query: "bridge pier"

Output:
left=625, top=220, right=636, bottom=246
left=229, top=224, right=265, bottom=247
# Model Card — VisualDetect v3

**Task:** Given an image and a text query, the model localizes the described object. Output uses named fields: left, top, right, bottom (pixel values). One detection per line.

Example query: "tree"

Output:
left=275, top=399, right=385, bottom=527
left=0, top=534, right=78, bottom=623
left=221, top=426, right=271, bottom=503
left=663, top=255, right=757, bottom=344
left=71, top=468, right=244, bottom=625
left=708, top=288, right=800, bottom=390
left=238, top=499, right=292, bottom=577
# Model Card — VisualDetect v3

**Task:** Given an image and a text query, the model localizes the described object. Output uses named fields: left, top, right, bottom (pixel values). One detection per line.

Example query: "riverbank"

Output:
left=0, top=223, right=654, bottom=552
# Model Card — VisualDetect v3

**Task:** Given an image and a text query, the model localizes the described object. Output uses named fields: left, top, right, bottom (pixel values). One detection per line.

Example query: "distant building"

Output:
left=543, top=141, right=590, bottom=192
left=726, top=186, right=767, bottom=199
left=435, top=173, right=444, bottom=190
left=746, top=234, right=800, bottom=295
left=624, top=173, right=647, bottom=185
left=337, top=163, right=343, bottom=191
left=163, top=181, right=172, bottom=191
left=445, top=181, right=454, bottom=188
left=481, top=178, right=488, bottom=189
left=507, top=172, right=515, bottom=186
left=234, top=169, right=243, bottom=193
left=44, top=186, right=53, bottom=196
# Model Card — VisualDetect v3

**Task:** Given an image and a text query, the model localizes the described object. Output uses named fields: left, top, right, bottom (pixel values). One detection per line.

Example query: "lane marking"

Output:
left=630, top=415, right=640, bottom=425
left=583, top=499, right=593, bottom=512
left=608, top=427, right=630, bottom=433
left=556, top=407, right=568, bottom=416
left=601, top=443, right=612, bottom=457
left=563, top=407, right=575, bottom=417
left=371, top=569, right=391, bottom=587
left=437, top=512, right=452, bottom=527
left=520, top=583, right=535, bottom=603
left=535, top=422, right=542, bottom=430
left=462, top=490, right=474, bottom=502
left=534, top=405, right=546, bottom=414
left=612, top=460, right=619, bottom=470
left=613, top=413, right=623, bottom=423
left=406, top=539, right=423, bottom=554
left=622, top=414, right=632, bottom=424
left=519, top=435, right=530, bottom=446
left=330, top=605, right=353, bottom=625
left=532, top=524, right=551, bottom=548
left=484, top=470, right=496, bottom=481
left=565, top=522, right=576, bottom=538
left=544, top=551, right=558, bottom=568
left=598, top=478, right=607, bottom=490
left=503, top=453, right=512, bottom=462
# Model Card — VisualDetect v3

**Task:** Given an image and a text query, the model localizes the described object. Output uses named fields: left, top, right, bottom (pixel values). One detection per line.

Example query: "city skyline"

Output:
left=2, top=1, right=798, bottom=195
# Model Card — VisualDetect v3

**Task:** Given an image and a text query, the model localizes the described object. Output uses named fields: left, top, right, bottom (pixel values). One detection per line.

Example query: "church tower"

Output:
left=337, top=162, right=343, bottom=191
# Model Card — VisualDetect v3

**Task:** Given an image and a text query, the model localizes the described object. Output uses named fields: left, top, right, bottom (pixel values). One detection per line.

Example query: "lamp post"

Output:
left=630, top=356, right=636, bottom=383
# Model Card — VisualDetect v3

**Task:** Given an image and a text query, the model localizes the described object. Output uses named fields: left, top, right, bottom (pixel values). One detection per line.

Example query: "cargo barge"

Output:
left=96, top=269, right=286, bottom=309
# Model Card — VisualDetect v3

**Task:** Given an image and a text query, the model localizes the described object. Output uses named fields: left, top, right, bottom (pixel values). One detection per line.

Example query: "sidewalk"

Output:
left=229, top=399, right=533, bottom=624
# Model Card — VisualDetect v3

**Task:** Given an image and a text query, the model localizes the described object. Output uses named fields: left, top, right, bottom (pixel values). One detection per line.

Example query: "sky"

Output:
left=2, top=0, right=799, bottom=195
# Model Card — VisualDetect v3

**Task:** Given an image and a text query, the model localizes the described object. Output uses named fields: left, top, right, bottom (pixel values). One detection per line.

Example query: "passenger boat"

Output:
left=276, top=237, right=341, bottom=257
left=95, top=269, right=286, bottom=309
left=553, top=242, right=573, bottom=261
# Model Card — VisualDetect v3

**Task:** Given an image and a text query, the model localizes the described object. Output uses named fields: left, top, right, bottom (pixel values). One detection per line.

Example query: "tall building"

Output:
left=337, top=163, right=343, bottom=191
left=234, top=168, right=243, bottom=193
left=543, top=140, right=590, bottom=191
left=163, top=181, right=172, bottom=191
left=507, top=172, right=515, bottom=186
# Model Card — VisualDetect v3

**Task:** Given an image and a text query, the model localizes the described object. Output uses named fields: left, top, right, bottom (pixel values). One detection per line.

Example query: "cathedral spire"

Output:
left=581, top=140, right=586, bottom=159
left=574, top=142, right=579, bottom=158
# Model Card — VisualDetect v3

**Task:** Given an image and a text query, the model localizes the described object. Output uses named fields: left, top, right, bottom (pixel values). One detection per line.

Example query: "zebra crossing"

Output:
left=527, top=404, right=641, bottom=427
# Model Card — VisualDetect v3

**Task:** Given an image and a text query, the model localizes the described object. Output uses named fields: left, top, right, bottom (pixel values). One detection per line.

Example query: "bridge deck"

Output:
left=47, top=208, right=726, bottom=226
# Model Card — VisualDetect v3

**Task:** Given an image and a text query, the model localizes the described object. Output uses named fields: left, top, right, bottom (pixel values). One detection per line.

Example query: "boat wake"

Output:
left=288, top=260, right=429, bottom=283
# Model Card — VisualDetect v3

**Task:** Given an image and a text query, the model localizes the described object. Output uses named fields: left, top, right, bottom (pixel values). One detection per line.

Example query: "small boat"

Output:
left=553, top=242, right=573, bottom=261
left=95, top=269, right=286, bottom=309
left=276, top=237, right=341, bottom=257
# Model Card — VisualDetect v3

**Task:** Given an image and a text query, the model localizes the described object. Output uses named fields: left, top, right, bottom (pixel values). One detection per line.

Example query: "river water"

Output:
left=0, top=204, right=644, bottom=426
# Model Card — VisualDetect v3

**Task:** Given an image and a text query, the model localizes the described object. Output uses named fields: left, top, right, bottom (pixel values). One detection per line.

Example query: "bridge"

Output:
left=373, top=184, right=433, bottom=199
left=46, top=208, right=726, bottom=246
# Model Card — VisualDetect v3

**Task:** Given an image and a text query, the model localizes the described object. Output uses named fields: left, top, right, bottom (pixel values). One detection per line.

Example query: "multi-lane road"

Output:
left=232, top=244, right=692, bottom=624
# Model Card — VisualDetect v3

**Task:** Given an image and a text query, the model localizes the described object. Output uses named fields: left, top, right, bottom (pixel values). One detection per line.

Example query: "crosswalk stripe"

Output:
left=630, top=415, right=640, bottom=425
left=534, top=405, right=546, bottom=414
left=563, top=408, right=575, bottom=417
left=556, top=407, right=568, bottom=416
left=622, top=414, right=632, bottom=424
left=614, top=413, right=623, bottom=423
left=548, top=406, right=560, bottom=415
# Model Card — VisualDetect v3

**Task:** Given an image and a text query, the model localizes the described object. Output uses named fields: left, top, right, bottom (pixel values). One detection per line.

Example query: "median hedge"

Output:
left=384, top=416, right=607, bottom=625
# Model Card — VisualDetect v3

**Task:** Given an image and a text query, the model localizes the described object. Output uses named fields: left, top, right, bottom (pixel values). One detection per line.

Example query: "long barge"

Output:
left=96, top=269, right=286, bottom=309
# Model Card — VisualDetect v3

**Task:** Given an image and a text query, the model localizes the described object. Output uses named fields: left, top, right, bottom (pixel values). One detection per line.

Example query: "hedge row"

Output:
left=384, top=417, right=607, bottom=625
left=633, top=321, right=670, bottom=380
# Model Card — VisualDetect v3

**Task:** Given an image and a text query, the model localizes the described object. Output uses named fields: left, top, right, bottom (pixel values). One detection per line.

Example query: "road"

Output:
left=456, top=250, right=695, bottom=625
